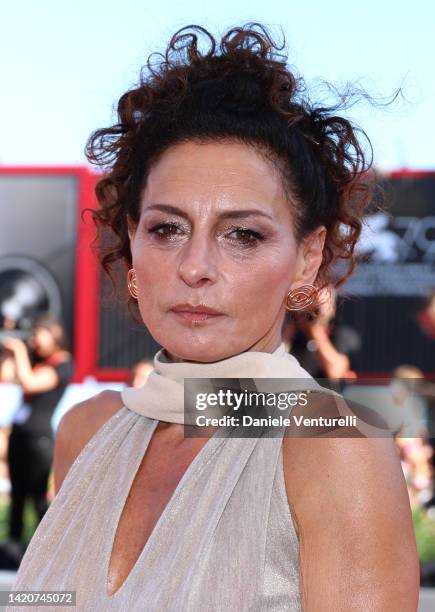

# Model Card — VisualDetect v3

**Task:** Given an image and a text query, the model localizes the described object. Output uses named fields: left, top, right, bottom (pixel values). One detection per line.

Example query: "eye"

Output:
left=148, top=222, right=183, bottom=240
left=147, top=222, right=265, bottom=246
left=228, top=227, right=264, bottom=246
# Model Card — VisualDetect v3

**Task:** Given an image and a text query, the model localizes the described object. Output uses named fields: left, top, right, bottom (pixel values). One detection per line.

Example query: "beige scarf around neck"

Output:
left=121, top=341, right=324, bottom=425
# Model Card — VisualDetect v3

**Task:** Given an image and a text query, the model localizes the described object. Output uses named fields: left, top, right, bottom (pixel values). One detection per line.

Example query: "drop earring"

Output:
left=127, top=268, right=139, bottom=299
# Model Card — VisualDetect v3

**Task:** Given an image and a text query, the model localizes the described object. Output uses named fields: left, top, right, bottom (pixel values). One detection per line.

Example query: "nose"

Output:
left=177, top=231, right=218, bottom=286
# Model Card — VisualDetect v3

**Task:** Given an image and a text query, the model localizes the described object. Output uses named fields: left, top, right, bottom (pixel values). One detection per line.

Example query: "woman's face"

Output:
left=128, top=140, right=326, bottom=362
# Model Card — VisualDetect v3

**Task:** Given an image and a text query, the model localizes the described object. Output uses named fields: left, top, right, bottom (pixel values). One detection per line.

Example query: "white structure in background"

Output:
left=355, top=212, right=402, bottom=262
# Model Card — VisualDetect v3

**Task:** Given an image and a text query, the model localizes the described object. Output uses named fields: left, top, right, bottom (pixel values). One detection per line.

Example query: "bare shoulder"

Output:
left=53, top=390, right=124, bottom=495
left=282, top=433, right=405, bottom=527
left=281, top=431, right=420, bottom=609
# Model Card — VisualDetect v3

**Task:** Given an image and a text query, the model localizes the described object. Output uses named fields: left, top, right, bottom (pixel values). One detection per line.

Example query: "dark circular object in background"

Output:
left=0, top=255, right=62, bottom=331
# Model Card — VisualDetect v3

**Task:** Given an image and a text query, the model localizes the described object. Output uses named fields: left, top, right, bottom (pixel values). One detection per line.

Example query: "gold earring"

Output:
left=285, top=284, right=318, bottom=311
left=127, top=268, right=138, bottom=299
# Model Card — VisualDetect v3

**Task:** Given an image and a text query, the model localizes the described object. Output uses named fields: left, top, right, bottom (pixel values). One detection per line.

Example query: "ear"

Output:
left=127, top=214, right=137, bottom=242
left=291, top=225, right=327, bottom=288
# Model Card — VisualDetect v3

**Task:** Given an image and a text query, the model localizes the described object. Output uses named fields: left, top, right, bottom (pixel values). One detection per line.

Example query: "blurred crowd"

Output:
left=0, top=313, right=73, bottom=566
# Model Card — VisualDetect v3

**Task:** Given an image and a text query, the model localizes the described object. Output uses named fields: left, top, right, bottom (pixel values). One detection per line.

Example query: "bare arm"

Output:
left=1, top=337, right=63, bottom=393
left=53, top=390, right=124, bottom=495
left=309, top=324, right=351, bottom=379
left=282, top=432, right=420, bottom=610
left=0, top=354, right=16, bottom=382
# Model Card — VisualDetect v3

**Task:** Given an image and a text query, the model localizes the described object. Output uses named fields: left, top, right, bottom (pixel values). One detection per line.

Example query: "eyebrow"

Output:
left=143, top=203, right=274, bottom=221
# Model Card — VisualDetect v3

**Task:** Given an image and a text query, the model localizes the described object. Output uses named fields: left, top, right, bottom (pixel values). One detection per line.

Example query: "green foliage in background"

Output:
left=0, top=495, right=38, bottom=546
left=412, top=507, right=435, bottom=565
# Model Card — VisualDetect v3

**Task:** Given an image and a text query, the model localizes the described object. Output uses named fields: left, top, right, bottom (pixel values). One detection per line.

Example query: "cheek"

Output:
left=134, top=258, right=160, bottom=284
left=131, top=243, right=163, bottom=292
left=225, top=248, right=297, bottom=315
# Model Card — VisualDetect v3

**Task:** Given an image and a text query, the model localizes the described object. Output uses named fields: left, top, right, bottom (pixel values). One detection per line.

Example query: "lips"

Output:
left=170, top=303, right=223, bottom=323
left=170, top=303, right=222, bottom=316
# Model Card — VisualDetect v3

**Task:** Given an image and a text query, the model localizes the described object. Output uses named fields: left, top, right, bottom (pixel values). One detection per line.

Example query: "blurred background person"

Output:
left=0, top=313, right=73, bottom=567
left=284, top=285, right=361, bottom=388
left=415, top=289, right=435, bottom=511
left=0, top=316, right=19, bottom=383
left=389, top=365, right=428, bottom=438
left=416, top=288, right=435, bottom=341
left=126, top=358, right=154, bottom=388
left=389, top=366, right=433, bottom=509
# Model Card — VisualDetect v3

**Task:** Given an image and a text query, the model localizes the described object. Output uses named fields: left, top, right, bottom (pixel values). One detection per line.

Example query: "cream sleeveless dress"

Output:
left=7, top=342, right=335, bottom=611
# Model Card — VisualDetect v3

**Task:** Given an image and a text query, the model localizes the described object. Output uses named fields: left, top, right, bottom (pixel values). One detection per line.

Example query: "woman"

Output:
left=8, top=24, right=419, bottom=611
left=1, top=314, right=73, bottom=562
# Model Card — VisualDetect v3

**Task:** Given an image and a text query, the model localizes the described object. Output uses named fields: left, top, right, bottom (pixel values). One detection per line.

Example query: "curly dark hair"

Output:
left=85, top=22, right=383, bottom=314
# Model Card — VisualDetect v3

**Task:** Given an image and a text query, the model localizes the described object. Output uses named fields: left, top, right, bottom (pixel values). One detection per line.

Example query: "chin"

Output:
left=149, top=314, right=238, bottom=362
left=161, top=338, right=239, bottom=363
